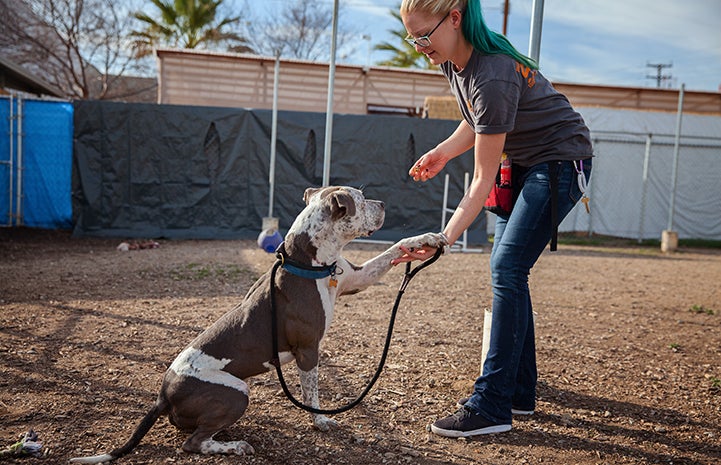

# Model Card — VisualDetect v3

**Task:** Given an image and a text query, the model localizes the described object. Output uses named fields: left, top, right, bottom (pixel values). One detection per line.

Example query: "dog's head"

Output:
left=285, top=186, right=385, bottom=263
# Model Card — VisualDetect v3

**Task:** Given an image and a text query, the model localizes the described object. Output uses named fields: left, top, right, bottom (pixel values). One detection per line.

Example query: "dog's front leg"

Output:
left=299, top=366, right=337, bottom=431
left=338, top=232, right=447, bottom=294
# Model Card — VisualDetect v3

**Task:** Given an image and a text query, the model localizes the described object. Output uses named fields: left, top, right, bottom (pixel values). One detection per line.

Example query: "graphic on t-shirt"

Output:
left=515, top=62, right=537, bottom=88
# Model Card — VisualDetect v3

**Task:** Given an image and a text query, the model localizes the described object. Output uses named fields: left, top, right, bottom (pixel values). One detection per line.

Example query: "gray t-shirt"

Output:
left=440, top=50, right=593, bottom=167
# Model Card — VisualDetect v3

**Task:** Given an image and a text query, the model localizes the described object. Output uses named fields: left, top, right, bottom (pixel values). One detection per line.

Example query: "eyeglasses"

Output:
left=405, top=12, right=450, bottom=48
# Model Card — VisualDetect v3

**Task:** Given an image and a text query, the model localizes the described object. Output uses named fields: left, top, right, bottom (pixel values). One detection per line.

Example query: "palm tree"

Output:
left=130, top=0, right=252, bottom=58
left=374, top=9, right=432, bottom=69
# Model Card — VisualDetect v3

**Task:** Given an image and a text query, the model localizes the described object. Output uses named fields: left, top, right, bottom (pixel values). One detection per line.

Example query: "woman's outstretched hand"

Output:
left=409, top=150, right=448, bottom=182
left=391, top=245, right=441, bottom=265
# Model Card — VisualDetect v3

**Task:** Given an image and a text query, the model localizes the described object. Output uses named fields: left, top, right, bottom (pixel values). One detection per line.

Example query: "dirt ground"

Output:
left=1, top=228, right=720, bottom=465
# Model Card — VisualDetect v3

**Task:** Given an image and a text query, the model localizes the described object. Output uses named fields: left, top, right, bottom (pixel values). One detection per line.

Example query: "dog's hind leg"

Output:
left=299, top=365, right=337, bottom=431
left=168, top=383, right=254, bottom=456
left=179, top=398, right=254, bottom=456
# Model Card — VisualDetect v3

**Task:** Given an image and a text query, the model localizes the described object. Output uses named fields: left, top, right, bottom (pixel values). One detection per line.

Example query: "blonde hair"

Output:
left=401, top=0, right=538, bottom=70
left=401, top=0, right=460, bottom=16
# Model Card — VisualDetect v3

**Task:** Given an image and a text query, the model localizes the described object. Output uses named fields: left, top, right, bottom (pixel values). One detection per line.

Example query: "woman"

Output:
left=392, top=0, right=594, bottom=438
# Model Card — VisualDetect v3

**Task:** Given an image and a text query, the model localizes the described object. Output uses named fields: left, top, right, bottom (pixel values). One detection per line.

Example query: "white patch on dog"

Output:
left=170, top=347, right=249, bottom=395
left=199, top=438, right=254, bottom=455
left=299, top=366, right=337, bottom=431
left=315, top=280, right=337, bottom=335
left=262, top=350, right=295, bottom=371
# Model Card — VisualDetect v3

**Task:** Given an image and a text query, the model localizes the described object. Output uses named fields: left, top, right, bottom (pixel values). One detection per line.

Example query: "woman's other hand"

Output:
left=409, top=149, right=448, bottom=182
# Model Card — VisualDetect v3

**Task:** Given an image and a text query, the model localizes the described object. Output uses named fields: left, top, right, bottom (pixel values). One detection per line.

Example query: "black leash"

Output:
left=549, top=161, right=560, bottom=252
left=268, top=246, right=443, bottom=415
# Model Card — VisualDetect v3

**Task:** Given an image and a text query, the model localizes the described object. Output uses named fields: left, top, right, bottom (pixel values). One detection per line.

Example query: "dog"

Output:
left=70, top=186, right=445, bottom=463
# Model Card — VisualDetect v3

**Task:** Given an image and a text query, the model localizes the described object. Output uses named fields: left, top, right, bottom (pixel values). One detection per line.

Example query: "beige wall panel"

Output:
left=157, top=49, right=721, bottom=116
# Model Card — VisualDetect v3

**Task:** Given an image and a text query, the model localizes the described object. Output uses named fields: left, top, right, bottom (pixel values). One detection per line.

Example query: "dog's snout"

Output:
left=369, top=199, right=384, bottom=209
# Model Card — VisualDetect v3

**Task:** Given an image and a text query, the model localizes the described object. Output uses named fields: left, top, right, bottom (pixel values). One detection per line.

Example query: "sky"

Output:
left=240, top=0, right=721, bottom=93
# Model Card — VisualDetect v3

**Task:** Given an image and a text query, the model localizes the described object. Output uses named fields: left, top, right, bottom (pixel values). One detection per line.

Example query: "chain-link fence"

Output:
left=561, top=119, right=721, bottom=241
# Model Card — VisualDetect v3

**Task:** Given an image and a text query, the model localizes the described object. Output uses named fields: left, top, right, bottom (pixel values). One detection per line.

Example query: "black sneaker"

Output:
left=430, top=406, right=512, bottom=438
left=456, top=397, right=534, bottom=416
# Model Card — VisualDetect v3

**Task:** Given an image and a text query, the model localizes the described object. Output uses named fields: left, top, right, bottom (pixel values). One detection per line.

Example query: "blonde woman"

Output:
left=393, top=0, right=593, bottom=438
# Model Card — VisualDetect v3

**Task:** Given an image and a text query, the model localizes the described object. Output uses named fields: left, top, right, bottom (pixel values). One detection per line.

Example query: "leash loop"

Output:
left=270, top=245, right=442, bottom=415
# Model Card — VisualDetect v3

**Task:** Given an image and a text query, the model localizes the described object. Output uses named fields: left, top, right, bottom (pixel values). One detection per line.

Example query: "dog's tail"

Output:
left=69, top=400, right=166, bottom=464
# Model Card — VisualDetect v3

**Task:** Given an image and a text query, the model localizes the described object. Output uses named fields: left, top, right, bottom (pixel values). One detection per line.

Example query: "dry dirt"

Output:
left=1, top=228, right=720, bottom=465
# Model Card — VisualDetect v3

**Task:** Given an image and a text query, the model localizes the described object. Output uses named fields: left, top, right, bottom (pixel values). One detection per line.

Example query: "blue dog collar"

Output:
left=281, top=261, right=337, bottom=280
left=275, top=242, right=337, bottom=281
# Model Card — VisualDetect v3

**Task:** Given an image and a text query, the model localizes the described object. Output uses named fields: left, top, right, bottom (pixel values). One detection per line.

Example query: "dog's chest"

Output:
left=314, top=279, right=338, bottom=335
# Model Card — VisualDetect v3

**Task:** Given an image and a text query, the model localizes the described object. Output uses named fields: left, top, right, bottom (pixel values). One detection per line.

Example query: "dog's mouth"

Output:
left=360, top=201, right=385, bottom=237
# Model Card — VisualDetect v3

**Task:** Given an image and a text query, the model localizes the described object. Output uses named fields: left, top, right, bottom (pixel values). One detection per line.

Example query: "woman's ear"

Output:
left=450, top=8, right=463, bottom=28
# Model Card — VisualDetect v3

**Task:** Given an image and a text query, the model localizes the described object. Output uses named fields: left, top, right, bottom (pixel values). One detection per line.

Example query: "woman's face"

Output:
left=402, top=10, right=454, bottom=66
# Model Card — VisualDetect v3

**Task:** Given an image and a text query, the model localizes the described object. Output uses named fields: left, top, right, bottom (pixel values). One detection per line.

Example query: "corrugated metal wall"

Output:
left=157, top=49, right=451, bottom=115
left=156, top=49, right=721, bottom=117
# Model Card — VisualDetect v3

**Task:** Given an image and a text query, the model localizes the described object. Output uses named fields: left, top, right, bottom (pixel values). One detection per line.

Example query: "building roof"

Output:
left=0, top=55, right=63, bottom=97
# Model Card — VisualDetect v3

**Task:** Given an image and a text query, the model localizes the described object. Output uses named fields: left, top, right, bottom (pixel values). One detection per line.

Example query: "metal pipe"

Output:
left=322, top=0, right=339, bottom=187
left=7, top=94, right=14, bottom=226
left=269, top=51, right=280, bottom=218
left=462, top=172, right=469, bottom=251
left=638, top=134, right=652, bottom=243
left=528, top=0, right=545, bottom=63
left=667, top=84, right=685, bottom=231
left=441, top=173, right=449, bottom=230
left=16, top=96, right=23, bottom=226
left=588, top=139, right=598, bottom=237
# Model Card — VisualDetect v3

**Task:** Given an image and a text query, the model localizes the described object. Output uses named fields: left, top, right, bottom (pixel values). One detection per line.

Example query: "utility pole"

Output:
left=502, top=0, right=510, bottom=35
left=646, top=62, right=673, bottom=88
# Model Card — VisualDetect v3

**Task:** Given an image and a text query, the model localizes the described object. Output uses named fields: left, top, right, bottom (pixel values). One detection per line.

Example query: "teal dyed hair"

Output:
left=463, top=0, right=538, bottom=69
left=401, top=0, right=538, bottom=70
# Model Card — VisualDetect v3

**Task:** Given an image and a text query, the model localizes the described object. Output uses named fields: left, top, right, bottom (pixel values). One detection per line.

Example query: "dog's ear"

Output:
left=330, top=191, right=356, bottom=220
left=303, top=187, right=323, bottom=205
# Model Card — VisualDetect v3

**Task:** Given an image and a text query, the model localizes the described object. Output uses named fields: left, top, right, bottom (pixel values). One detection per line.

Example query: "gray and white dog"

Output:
left=70, top=186, right=445, bottom=463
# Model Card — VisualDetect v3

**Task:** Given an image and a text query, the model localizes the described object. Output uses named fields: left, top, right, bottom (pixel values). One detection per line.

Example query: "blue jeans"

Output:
left=464, top=159, right=592, bottom=424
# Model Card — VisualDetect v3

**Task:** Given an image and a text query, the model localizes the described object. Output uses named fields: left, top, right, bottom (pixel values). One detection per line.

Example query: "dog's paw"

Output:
left=313, top=414, right=338, bottom=432
left=229, top=441, right=255, bottom=455
left=396, top=232, right=447, bottom=251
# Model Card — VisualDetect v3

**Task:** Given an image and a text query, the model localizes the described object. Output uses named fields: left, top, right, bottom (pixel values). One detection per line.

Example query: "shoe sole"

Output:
left=511, top=409, right=534, bottom=416
left=430, top=423, right=512, bottom=438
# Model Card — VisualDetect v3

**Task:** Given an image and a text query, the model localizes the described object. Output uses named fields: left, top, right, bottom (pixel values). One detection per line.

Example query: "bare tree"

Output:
left=0, top=0, right=149, bottom=100
left=246, top=0, right=353, bottom=62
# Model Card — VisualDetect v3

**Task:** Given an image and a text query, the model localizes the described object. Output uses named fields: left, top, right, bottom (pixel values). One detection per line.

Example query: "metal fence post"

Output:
left=666, top=84, right=685, bottom=232
left=5, top=95, right=14, bottom=226
left=638, top=134, right=652, bottom=243
left=16, top=96, right=23, bottom=226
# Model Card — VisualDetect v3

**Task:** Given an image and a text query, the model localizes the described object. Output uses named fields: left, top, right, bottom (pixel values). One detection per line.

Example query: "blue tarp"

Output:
left=0, top=97, right=73, bottom=229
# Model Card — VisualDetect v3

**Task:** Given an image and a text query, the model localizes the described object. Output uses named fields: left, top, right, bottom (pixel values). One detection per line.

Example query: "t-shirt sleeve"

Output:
left=472, top=79, right=520, bottom=134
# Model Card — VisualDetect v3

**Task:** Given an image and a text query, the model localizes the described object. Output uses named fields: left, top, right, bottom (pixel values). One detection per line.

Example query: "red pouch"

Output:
left=484, top=183, right=513, bottom=216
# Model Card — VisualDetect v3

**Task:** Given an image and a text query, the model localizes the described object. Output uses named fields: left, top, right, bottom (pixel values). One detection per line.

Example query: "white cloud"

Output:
left=540, top=0, right=721, bottom=57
